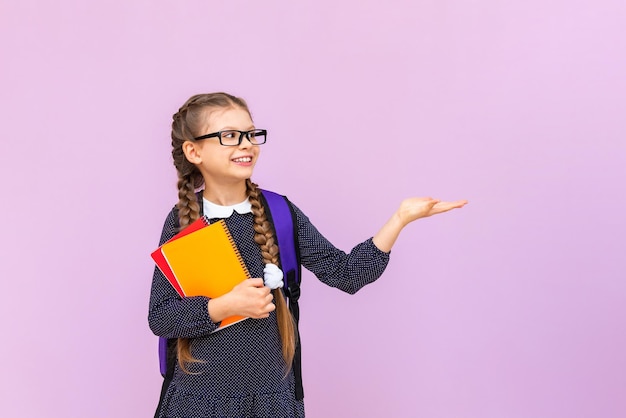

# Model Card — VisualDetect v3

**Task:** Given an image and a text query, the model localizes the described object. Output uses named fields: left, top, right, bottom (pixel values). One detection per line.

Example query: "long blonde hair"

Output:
left=170, top=92, right=296, bottom=373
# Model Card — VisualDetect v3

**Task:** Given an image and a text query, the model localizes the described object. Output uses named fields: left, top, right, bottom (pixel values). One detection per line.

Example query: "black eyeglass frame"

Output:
left=193, top=129, right=267, bottom=146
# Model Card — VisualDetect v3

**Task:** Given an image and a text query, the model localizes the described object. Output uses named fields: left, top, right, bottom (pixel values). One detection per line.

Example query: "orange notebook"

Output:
left=151, top=217, right=251, bottom=331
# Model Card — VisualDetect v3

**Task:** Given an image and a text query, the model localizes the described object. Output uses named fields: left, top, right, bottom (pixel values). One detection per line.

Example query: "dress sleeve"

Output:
left=147, top=208, right=221, bottom=338
left=291, top=202, right=391, bottom=294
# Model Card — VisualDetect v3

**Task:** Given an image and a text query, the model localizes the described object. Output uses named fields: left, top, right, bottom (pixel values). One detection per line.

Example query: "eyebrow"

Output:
left=218, top=126, right=255, bottom=131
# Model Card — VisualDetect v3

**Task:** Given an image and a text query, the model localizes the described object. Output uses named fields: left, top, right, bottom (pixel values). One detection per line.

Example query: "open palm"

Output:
left=396, top=197, right=468, bottom=226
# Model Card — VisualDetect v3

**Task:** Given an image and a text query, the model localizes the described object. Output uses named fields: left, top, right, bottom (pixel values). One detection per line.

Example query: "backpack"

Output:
left=156, top=189, right=304, bottom=401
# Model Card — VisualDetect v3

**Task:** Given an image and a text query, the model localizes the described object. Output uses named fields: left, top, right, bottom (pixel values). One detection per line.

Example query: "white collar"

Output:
left=203, top=197, right=252, bottom=219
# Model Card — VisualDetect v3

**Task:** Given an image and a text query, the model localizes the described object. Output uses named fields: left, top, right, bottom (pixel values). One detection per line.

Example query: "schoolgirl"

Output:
left=148, top=92, right=467, bottom=417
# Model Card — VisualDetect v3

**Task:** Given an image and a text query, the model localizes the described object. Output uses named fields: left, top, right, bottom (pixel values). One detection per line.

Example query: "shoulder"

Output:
left=260, top=189, right=296, bottom=211
left=164, top=205, right=179, bottom=224
left=158, top=206, right=180, bottom=245
left=259, top=188, right=287, bottom=200
left=258, top=189, right=308, bottom=223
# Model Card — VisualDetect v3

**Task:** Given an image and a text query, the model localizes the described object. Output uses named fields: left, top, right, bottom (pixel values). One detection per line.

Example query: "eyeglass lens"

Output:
left=220, top=130, right=266, bottom=146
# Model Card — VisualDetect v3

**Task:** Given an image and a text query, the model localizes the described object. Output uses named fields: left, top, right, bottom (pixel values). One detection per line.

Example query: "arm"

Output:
left=292, top=203, right=391, bottom=294
left=148, top=209, right=276, bottom=337
left=292, top=197, right=467, bottom=294
left=373, top=197, right=468, bottom=252
left=207, top=278, right=275, bottom=322
left=148, top=209, right=220, bottom=338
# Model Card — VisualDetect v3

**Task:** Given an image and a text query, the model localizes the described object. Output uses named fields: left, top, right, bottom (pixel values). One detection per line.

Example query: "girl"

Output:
left=148, top=92, right=467, bottom=418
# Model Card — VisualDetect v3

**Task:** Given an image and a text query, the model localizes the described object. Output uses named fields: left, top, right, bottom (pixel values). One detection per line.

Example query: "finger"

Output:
left=439, top=199, right=468, bottom=208
left=258, top=286, right=272, bottom=296
left=433, top=200, right=468, bottom=213
left=247, top=278, right=265, bottom=288
left=421, top=199, right=439, bottom=213
left=255, top=302, right=275, bottom=318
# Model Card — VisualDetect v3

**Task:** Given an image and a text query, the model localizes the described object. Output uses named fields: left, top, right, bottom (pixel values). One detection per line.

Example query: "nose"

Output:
left=237, top=132, right=252, bottom=149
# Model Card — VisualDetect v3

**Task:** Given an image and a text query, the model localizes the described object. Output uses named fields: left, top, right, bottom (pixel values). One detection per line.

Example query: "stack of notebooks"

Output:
left=151, top=217, right=250, bottom=330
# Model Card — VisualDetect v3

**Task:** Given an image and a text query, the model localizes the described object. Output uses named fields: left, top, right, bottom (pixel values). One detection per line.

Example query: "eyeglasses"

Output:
left=193, top=129, right=267, bottom=146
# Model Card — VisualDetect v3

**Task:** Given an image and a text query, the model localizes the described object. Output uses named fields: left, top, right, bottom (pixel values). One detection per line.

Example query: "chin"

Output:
left=233, top=168, right=255, bottom=180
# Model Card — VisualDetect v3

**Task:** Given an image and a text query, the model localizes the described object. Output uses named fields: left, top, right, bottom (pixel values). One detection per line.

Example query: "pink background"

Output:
left=1, top=1, right=625, bottom=417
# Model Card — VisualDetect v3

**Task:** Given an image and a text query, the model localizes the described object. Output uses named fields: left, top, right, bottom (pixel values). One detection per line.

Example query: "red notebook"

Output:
left=150, top=217, right=208, bottom=296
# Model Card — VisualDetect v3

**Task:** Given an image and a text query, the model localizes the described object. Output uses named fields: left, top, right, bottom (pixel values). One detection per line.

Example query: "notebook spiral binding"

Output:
left=216, top=219, right=251, bottom=278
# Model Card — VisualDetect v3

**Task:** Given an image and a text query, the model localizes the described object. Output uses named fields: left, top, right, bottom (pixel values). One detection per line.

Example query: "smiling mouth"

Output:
left=232, top=157, right=252, bottom=163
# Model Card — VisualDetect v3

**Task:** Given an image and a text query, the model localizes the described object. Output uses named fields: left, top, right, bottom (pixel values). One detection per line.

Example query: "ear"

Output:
left=182, top=140, right=203, bottom=164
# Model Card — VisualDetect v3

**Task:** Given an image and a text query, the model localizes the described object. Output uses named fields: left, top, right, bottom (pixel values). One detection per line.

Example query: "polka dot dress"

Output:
left=148, top=200, right=390, bottom=418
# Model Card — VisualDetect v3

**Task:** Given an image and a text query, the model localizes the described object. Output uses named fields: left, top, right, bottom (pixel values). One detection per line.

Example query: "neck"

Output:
left=202, top=180, right=248, bottom=206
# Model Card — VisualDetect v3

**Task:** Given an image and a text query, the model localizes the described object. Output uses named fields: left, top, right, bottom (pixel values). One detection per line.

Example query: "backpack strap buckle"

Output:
left=284, top=269, right=300, bottom=301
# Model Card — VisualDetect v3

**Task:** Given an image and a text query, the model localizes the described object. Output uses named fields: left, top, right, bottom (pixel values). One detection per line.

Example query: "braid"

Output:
left=176, top=173, right=201, bottom=230
left=247, top=179, right=297, bottom=370
left=174, top=173, right=203, bottom=373
left=248, top=185, right=280, bottom=263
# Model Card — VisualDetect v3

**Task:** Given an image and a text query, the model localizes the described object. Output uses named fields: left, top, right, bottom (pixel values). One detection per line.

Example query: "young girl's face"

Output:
left=191, top=106, right=260, bottom=186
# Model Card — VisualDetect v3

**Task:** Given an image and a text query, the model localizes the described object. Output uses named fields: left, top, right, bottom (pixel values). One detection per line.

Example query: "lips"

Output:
left=232, top=156, right=252, bottom=163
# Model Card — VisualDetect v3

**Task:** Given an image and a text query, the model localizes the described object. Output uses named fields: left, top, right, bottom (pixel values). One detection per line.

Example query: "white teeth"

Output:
left=233, top=157, right=252, bottom=163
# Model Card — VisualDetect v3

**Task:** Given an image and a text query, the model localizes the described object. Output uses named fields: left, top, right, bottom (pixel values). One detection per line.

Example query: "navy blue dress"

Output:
left=148, top=199, right=390, bottom=418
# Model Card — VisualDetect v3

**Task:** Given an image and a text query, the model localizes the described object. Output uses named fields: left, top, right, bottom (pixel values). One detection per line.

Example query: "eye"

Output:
left=222, top=131, right=237, bottom=139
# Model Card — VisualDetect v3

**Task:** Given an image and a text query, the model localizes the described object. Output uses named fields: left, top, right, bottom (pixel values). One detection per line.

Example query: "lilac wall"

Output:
left=1, top=1, right=625, bottom=417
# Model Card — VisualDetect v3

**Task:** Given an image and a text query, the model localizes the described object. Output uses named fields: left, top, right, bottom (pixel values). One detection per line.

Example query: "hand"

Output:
left=373, top=196, right=468, bottom=252
left=395, top=197, right=468, bottom=227
left=222, top=278, right=275, bottom=319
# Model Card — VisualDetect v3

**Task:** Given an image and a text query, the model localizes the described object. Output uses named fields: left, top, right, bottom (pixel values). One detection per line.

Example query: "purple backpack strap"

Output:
left=158, top=337, right=168, bottom=376
left=261, top=189, right=303, bottom=400
left=261, top=190, right=300, bottom=290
